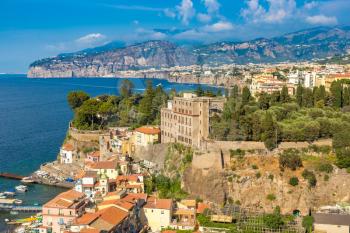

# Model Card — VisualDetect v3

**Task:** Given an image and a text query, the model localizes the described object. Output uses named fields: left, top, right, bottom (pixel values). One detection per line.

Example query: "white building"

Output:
left=144, top=198, right=173, bottom=232
left=60, top=143, right=75, bottom=164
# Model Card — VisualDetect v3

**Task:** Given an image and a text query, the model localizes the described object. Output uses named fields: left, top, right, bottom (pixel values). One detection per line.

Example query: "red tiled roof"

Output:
left=62, top=143, right=74, bottom=151
left=197, top=202, right=210, bottom=214
left=135, top=126, right=160, bottom=135
left=44, top=189, right=85, bottom=209
left=80, top=228, right=101, bottom=233
left=90, top=160, right=117, bottom=170
left=97, top=206, right=129, bottom=226
left=99, top=199, right=134, bottom=211
left=122, top=193, right=147, bottom=203
left=144, top=198, right=172, bottom=210
left=75, top=213, right=100, bottom=225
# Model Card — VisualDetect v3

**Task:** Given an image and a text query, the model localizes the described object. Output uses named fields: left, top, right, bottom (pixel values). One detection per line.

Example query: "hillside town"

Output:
left=6, top=61, right=350, bottom=233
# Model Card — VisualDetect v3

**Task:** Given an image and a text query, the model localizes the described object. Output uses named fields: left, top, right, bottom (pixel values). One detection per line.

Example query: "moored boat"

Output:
left=4, top=189, right=16, bottom=196
left=14, top=199, right=23, bottom=205
left=21, top=176, right=35, bottom=184
left=15, top=185, right=28, bottom=192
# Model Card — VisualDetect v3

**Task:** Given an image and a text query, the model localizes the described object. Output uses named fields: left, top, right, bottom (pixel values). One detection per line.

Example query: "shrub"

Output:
left=252, top=164, right=258, bottom=169
left=289, top=177, right=299, bottom=186
left=267, top=193, right=276, bottom=201
left=255, top=172, right=261, bottom=179
left=302, top=216, right=314, bottom=233
left=263, top=207, right=284, bottom=230
left=230, top=149, right=245, bottom=159
left=268, top=174, right=274, bottom=180
left=317, top=162, right=333, bottom=173
left=279, top=149, right=303, bottom=171
left=302, top=169, right=317, bottom=187
left=324, top=174, right=329, bottom=181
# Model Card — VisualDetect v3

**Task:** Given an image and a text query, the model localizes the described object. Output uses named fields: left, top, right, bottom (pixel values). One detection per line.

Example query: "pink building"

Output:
left=41, top=189, right=88, bottom=233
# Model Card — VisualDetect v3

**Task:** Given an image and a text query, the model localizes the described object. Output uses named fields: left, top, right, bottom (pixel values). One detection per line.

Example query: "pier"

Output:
left=0, top=173, right=25, bottom=180
left=0, top=204, right=42, bottom=212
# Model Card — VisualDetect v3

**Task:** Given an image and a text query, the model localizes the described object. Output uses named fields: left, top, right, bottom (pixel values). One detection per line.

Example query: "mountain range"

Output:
left=28, top=26, right=350, bottom=78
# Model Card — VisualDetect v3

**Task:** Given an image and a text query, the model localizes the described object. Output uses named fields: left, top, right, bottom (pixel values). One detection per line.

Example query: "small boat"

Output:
left=21, top=176, right=35, bottom=184
left=15, top=185, right=28, bottom=192
left=0, top=192, right=7, bottom=199
left=4, top=189, right=16, bottom=196
left=14, top=199, right=23, bottom=205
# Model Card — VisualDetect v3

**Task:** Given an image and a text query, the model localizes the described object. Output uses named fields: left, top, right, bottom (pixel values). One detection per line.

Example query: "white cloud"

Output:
left=136, top=28, right=167, bottom=40
left=241, top=0, right=296, bottom=24
left=203, top=0, right=220, bottom=14
left=197, top=13, right=212, bottom=23
left=75, top=33, right=106, bottom=45
left=306, top=15, right=338, bottom=25
left=203, top=21, right=234, bottom=32
left=176, top=0, right=195, bottom=25
left=303, top=1, right=318, bottom=10
left=164, top=8, right=176, bottom=18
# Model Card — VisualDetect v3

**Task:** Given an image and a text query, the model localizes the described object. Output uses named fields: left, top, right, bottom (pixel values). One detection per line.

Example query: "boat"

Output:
left=4, top=189, right=16, bottom=196
left=15, top=185, right=28, bottom=192
left=0, top=192, right=7, bottom=199
left=14, top=199, right=23, bottom=205
left=21, top=176, right=35, bottom=184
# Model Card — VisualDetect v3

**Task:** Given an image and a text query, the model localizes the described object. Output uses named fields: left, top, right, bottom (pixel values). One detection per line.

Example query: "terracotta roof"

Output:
left=89, top=151, right=101, bottom=158
left=80, top=228, right=101, bottom=233
left=162, top=231, right=176, bottom=233
left=99, top=199, right=134, bottom=211
left=75, top=213, right=100, bottom=225
left=174, top=209, right=196, bottom=215
left=197, top=202, right=210, bottom=214
left=144, top=198, right=172, bottom=210
left=62, top=143, right=74, bottom=151
left=90, top=206, right=129, bottom=231
left=135, top=126, right=160, bottom=135
left=44, top=189, right=85, bottom=209
left=122, top=193, right=147, bottom=203
left=116, top=174, right=142, bottom=182
left=90, top=160, right=117, bottom=170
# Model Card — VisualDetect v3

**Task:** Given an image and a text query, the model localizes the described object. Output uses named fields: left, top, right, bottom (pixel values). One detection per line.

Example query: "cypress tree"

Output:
left=330, top=81, right=343, bottom=108
left=280, top=86, right=290, bottom=103
left=242, top=86, right=251, bottom=106
left=302, top=88, right=314, bottom=108
left=296, top=84, right=303, bottom=107
left=261, top=112, right=277, bottom=150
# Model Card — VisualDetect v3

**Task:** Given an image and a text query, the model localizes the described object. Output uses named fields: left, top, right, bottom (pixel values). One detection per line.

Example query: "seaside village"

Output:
left=8, top=63, right=350, bottom=233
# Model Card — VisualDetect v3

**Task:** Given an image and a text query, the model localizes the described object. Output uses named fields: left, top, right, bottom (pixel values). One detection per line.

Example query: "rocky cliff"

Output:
left=28, top=26, right=350, bottom=78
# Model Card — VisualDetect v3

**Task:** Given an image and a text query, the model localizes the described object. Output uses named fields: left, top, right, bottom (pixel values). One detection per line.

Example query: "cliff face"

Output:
left=28, top=26, right=350, bottom=78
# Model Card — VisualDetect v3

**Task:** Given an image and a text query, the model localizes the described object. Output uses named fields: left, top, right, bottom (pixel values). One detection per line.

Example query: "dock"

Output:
left=0, top=173, right=25, bottom=180
left=0, top=204, right=42, bottom=212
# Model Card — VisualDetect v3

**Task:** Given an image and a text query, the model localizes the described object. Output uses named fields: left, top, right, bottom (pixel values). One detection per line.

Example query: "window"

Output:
left=161, top=210, right=164, bottom=214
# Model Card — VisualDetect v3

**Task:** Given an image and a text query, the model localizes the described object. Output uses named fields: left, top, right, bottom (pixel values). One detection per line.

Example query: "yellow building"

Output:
left=133, top=126, right=160, bottom=147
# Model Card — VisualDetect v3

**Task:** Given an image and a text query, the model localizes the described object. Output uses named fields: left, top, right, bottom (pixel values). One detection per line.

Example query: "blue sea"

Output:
left=0, top=74, right=219, bottom=232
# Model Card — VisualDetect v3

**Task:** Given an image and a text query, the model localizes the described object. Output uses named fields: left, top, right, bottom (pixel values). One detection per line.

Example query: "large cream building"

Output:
left=160, top=93, right=226, bottom=148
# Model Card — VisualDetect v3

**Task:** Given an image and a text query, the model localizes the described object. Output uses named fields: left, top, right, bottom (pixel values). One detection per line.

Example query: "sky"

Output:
left=0, top=0, right=350, bottom=73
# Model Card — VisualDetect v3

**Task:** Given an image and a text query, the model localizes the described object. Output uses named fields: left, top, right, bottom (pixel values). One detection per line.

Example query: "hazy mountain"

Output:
left=28, top=26, right=350, bottom=78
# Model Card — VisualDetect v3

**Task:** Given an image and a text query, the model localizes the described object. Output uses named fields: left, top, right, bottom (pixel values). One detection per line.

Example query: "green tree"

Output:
left=73, top=99, right=101, bottom=130
left=263, top=207, right=284, bottom=230
left=279, top=149, right=303, bottom=171
left=261, top=112, right=277, bottom=150
left=231, top=85, right=239, bottom=99
left=67, top=91, right=90, bottom=110
left=343, top=86, right=350, bottom=106
left=280, top=86, right=290, bottom=103
left=139, top=80, right=155, bottom=123
left=303, top=88, right=314, bottom=108
left=119, top=79, right=134, bottom=98
left=242, top=86, right=252, bottom=106
left=330, top=81, right=343, bottom=108
left=296, top=84, right=303, bottom=107
left=258, top=92, right=270, bottom=110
